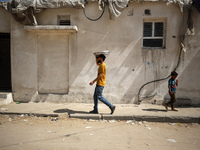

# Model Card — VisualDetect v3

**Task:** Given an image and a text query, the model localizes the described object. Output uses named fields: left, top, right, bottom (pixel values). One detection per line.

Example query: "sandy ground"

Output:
left=0, top=114, right=199, bottom=150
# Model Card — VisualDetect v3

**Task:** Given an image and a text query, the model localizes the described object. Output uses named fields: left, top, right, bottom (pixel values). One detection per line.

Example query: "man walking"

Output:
left=89, top=54, right=116, bottom=114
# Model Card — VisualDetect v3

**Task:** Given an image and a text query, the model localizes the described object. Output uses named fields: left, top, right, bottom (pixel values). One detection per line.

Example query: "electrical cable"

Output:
left=137, top=47, right=183, bottom=104
left=139, top=92, right=158, bottom=99
left=83, top=0, right=106, bottom=21
left=137, top=1, right=194, bottom=105
left=137, top=30, right=187, bottom=104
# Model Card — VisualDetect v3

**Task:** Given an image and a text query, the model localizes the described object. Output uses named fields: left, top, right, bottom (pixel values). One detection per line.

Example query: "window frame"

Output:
left=142, top=18, right=167, bottom=49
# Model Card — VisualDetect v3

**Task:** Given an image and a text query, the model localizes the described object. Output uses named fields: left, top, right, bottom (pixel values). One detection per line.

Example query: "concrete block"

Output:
left=165, top=116, right=200, bottom=123
left=69, top=113, right=101, bottom=120
left=0, top=93, right=13, bottom=106
left=102, top=115, right=135, bottom=121
left=0, top=93, right=7, bottom=98
left=132, top=115, right=166, bottom=122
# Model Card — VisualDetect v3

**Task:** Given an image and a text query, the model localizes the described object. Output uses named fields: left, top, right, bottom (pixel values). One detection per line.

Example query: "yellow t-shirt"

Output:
left=97, top=62, right=106, bottom=86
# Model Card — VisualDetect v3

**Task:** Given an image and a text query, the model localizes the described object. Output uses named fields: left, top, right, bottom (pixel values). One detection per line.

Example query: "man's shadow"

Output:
left=54, top=109, right=111, bottom=115
left=142, top=109, right=168, bottom=112
left=54, top=109, right=89, bottom=115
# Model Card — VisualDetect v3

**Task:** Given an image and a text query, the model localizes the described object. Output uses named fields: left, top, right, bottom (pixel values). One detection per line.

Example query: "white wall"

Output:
left=10, top=18, right=38, bottom=102
left=4, top=2, right=200, bottom=105
left=177, top=7, right=200, bottom=105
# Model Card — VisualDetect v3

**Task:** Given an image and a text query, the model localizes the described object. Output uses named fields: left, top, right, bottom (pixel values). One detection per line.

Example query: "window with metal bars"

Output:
left=59, top=20, right=70, bottom=26
left=57, top=15, right=70, bottom=26
left=143, top=21, right=165, bottom=48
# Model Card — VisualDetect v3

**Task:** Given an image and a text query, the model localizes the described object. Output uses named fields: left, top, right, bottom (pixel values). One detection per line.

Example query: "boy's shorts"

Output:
left=169, top=91, right=176, bottom=104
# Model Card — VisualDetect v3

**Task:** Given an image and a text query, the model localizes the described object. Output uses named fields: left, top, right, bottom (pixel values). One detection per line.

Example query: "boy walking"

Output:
left=89, top=54, right=116, bottom=114
left=164, top=71, right=178, bottom=111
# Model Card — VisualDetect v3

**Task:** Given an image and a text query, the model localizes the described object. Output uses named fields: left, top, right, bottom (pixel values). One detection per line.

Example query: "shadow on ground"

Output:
left=54, top=109, right=89, bottom=114
left=54, top=109, right=111, bottom=115
left=142, top=109, right=168, bottom=112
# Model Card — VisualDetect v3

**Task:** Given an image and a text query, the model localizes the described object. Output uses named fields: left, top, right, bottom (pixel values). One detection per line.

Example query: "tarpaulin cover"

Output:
left=0, top=0, right=196, bottom=25
left=108, top=0, right=129, bottom=19
left=0, top=0, right=86, bottom=25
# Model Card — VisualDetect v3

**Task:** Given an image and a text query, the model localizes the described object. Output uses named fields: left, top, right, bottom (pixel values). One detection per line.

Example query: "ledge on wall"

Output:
left=24, top=25, right=78, bottom=33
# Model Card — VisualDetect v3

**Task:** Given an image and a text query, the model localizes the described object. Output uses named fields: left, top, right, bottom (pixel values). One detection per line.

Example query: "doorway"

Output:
left=37, top=34, right=69, bottom=94
left=0, top=33, right=11, bottom=91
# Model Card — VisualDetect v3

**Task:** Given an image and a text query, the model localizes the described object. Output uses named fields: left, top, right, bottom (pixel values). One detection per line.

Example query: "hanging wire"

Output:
left=83, top=0, right=106, bottom=21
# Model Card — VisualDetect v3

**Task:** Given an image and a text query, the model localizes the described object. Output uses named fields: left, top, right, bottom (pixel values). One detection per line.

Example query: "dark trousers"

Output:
left=167, top=92, right=176, bottom=109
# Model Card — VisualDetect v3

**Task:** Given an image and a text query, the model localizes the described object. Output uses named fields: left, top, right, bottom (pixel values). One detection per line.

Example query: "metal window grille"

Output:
left=144, top=9, right=151, bottom=15
left=59, top=20, right=70, bottom=25
left=143, top=21, right=164, bottom=48
left=57, top=15, right=70, bottom=26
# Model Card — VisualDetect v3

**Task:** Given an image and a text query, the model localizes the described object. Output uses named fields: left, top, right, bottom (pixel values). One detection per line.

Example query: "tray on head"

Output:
left=93, top=50, right=110, bottom=56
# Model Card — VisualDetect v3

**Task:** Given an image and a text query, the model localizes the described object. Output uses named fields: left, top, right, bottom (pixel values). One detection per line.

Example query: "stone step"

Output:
left=0, top=93, right=8, bottom=99
left=0, top=92, right=13, bottom=106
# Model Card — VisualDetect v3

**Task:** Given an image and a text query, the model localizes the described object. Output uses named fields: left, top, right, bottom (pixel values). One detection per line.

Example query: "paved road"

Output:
left=0, top=114, right=199, bottom=150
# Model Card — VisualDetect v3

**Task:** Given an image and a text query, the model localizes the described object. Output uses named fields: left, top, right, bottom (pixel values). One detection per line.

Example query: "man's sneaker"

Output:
left=110, top=106, right=116, bottom=114
left=89, top=110, right=98, bottom=114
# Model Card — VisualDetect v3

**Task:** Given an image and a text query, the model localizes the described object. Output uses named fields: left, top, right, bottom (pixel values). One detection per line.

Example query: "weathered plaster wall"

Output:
left=6, top=2, right=200, bottom=105
left=11, top=18, right=37, bottom=102
left=0, top=8, right=11, bottom=33
left=176, top=7, right=200, bottom=105
left=37, top=34, right=69, bottom=94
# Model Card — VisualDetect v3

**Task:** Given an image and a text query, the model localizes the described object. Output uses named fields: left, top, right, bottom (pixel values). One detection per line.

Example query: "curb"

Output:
left=1, top=112, right=199, bottom=124
left=0, top=93, right=13, bottom=106
left=0, top=112, right=59, bottom=117
left=70, top=114, right=200, bottom=124
left=69, top=114, right=101, bottom=120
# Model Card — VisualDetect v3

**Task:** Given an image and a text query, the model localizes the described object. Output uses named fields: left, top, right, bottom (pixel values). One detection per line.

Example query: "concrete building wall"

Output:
left=0, top=8, right=11, bottom=33
left=37, top=34, right=69, bottom=94
left=177, top=8, right=200, bottom=105
left=1, top=2, right=199, bottom=105
left=11, top=18, right=38, bottom=102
